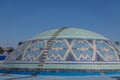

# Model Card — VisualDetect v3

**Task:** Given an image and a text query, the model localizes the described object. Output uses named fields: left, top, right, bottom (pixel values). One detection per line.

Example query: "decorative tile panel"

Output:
left=6, top=39, right=120, bottom=62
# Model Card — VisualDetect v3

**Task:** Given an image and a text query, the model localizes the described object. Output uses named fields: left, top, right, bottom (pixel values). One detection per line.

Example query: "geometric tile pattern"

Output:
left=6, top=38, right=120, bottom=62
left=6, top=41, right=30, bottom=61
left=22, top=40, right=45, bottom=61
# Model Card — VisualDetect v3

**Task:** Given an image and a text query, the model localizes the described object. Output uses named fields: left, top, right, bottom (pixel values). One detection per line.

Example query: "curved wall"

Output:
left=6, top=38, right=120, bottom=62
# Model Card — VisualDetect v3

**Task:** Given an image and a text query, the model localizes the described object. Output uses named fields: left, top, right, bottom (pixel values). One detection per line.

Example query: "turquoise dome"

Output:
left=2, top=27, right=120, bottom=73
left=31, top=28, right=108, bottom=40
left=6, top=27, right=120, bottom=62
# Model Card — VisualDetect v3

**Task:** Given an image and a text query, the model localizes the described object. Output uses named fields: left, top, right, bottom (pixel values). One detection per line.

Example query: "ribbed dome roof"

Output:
left=31, top=28, right=108, bottom=40
left=2, top=27, right=120, bottom=74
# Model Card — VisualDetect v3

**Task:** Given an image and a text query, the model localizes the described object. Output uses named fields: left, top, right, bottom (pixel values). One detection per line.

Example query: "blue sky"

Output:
left=0, top=0, right=120, bottom=47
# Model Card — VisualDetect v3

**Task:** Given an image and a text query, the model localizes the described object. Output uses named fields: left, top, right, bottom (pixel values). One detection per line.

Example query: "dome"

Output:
left=2, top=27, right=120, bottom=73
left=31, top=27, right=108, bottom=40
left=5, top=27, right=120, bottom=62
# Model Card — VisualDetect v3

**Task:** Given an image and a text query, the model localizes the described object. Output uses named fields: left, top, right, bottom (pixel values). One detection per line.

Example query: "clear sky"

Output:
left=0, top=0, right=120, bottom=47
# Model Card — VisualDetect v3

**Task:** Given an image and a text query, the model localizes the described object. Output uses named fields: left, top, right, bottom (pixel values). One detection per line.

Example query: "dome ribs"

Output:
left=38, top=27, right=69, bottom=68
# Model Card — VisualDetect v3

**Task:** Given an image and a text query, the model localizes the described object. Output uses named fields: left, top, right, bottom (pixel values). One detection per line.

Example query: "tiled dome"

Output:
left=31, top=28, right=108, bottom=40
left=1, top=27, right=120, bottom=74
left=6, top=27, right=119, bottom=63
